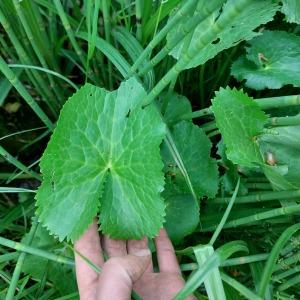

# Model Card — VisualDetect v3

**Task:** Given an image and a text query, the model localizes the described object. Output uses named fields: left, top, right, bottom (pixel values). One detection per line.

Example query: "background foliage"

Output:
left=1, top=0, right=300, bottom=299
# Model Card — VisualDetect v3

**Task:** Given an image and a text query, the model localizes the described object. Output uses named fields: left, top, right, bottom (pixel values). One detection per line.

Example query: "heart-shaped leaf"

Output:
left=36, top=78, right=166, bottom=241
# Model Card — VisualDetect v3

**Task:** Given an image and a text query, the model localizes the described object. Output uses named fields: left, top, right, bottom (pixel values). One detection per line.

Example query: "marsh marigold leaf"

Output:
left=212, top=88, right=267, bottom=168
left=36, top=78, right=166, bottom=241
left=231, top=31, right=300, bottom=90
left=162, top=121, right=218, bottom=199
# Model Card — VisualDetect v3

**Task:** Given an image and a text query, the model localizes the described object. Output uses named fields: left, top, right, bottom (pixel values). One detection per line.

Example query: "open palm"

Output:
left=75, top=219, right=194, bottom=300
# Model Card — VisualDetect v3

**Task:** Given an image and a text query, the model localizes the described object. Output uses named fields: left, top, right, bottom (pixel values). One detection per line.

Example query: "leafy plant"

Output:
left=1, top=0, right=300, bottom=299
left=36, top=78, right=166, bottom=241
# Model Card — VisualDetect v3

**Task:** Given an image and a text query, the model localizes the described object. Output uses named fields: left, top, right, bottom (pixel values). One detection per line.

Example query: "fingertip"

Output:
left=158, top=228, right=168, bottom=237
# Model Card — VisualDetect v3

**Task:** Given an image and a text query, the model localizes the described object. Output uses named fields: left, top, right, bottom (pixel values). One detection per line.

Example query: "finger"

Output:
left=154, top=228, right=181, bottom=274
left=74, top=219, right=103, bottom=299
left=97, top=250, right=151, bottom=300
left=102, top=235, right=127, bottom=257
left=127, top=237, right=153, bottom=272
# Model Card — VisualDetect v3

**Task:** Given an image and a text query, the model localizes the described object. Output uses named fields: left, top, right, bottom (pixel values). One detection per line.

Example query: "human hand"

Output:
left=75, top=219, right=194, bottom=300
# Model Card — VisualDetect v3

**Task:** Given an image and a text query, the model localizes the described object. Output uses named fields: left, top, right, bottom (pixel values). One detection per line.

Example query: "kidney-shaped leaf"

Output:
left=212, top=87, right=267, bottom=168
left=231, top=31, right=300, bottom=90
left=36, top=78, right=166, bottom=241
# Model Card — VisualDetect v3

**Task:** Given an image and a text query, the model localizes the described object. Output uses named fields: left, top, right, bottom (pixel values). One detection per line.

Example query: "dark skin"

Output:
left=75, top=219, right=195, bottom=300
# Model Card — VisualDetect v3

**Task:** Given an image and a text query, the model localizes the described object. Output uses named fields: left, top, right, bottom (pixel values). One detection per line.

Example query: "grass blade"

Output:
left=0, top=56, right=54, bottom=130
left=221, top=272, right=263, bottom=300
left=8, top=64, right=78, bottom=90
left=210, top=177, right=240, bottom=245
left=0, top=146, right=41, bottom=181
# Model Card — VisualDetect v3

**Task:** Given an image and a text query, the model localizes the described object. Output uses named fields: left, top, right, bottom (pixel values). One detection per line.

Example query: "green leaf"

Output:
left=36, top=78, right=166, bottom=241
left=158, top=91, right=192, bottom=127
left=281, top=0, right=300, bottom=24
left=259, top=126, right=300, bottom=190
left=162, top=121, right=218, bottom=198
left=163, top=185, right=199, bottom=244
left=231, top=30, right=300, bottom=90
left=212, top=87, right=267, bottom=168
left=168, top=0, right=278, bottom=69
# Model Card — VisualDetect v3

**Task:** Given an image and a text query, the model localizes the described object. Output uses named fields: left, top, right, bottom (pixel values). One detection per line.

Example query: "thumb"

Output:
left=96, top=249, right=151, bottom=300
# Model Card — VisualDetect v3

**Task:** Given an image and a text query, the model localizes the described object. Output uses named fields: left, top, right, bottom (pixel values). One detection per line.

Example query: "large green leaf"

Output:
left=212, top=87, right=267, bottom=168
left=162, top=121, right=218, bottom=199
left=231, top=31, right=300, bottom=90
left=36, top=78, right=166, bottom=241
left=259, top=126, right=300, bottom=190
left=167, top=0, right=278, bottom=69
left=281, top=0, right=300, bottom=24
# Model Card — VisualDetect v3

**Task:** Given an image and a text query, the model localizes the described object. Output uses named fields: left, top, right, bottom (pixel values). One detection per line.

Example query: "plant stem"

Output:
left=137, top=0, right=225, bottom=77
left=211, top=189, right=300, bottom=204
left=246, top=183, right=272, bottom=190
left=268, top=114, right=300, bottom=127
left=202, top=204, right=300, bottom=231
left=181, top=95, right=300, bottom=120
left=143, top=0, right=251, bottom=106
left=258, top=95, right=300, bottom=110
left=222, top=253, right=269, bottom=267
left=130, top=0, right=198, bottom=74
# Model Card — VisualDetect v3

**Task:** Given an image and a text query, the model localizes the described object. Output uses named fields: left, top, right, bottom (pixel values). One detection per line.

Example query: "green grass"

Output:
left=1, top=0, right=300, bottom=299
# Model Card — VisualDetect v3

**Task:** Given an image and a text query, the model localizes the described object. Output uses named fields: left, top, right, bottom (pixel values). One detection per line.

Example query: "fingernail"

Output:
left=134, top=249, right=151, bottom=257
